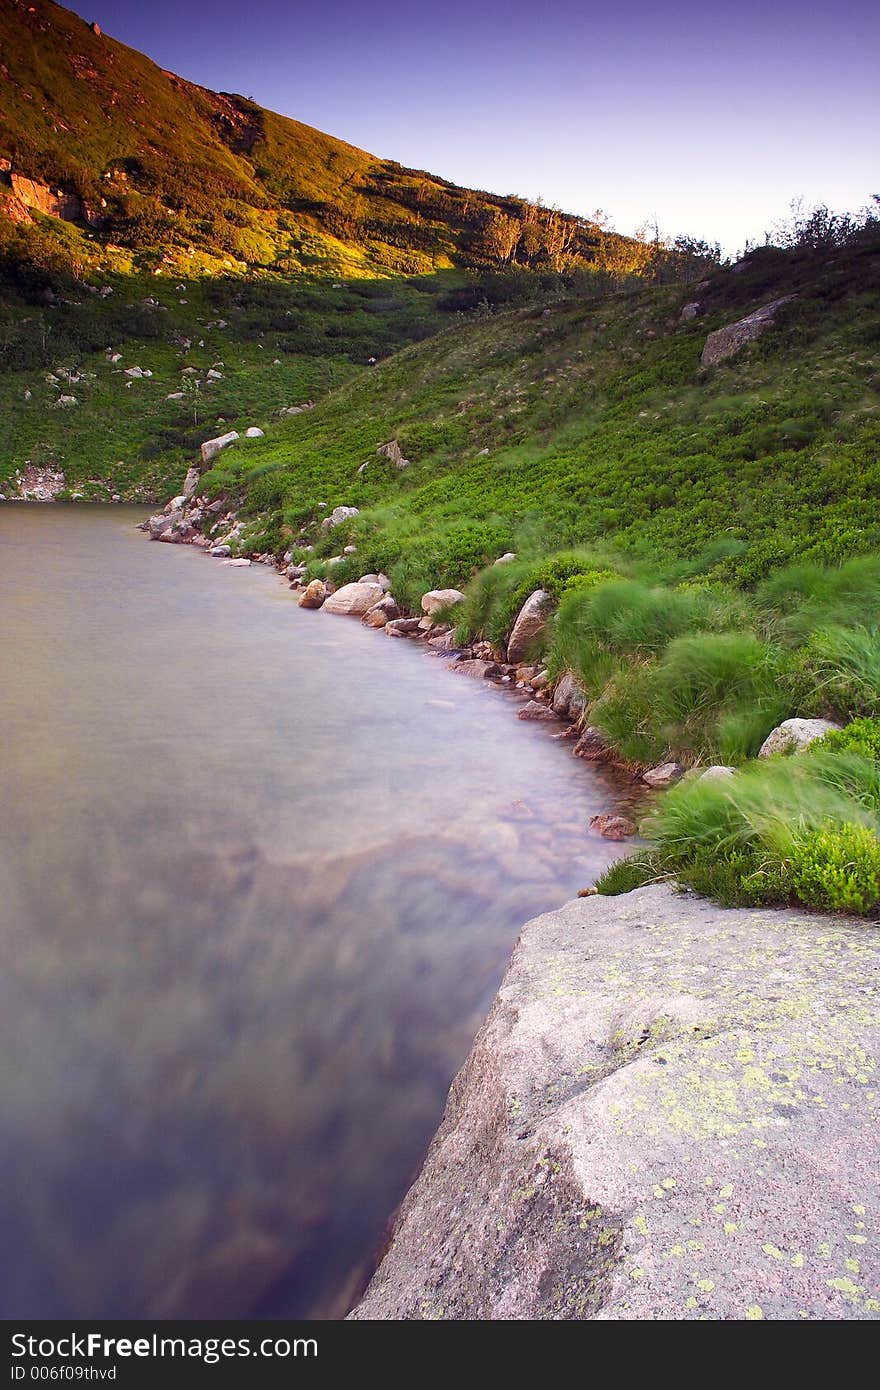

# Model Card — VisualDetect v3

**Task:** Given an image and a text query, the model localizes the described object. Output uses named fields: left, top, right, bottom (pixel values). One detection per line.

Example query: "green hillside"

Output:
left=0, top=0, right=658, bottom=280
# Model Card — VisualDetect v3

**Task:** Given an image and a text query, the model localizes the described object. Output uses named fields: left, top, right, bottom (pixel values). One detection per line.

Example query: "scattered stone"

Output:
left=322, top=505, right=360, bottom=530
left=206, top=369, right=223, bottom=381
left=589, top=813, right=636, bottom=841
left=421, top=588, right=466, bottom=616
left=758, top=718, right=841, bottom=758
left=428, top=630, right=460, bottom=651
left=530, top=669, right=550, bottom=692
left=507, top=590, right=553, bottom=664
left=343, top=545, right=358, bottom=556
left=219, top=558, right=251, bottom=567
left=680, top=302, right=700, bottom=321
left=298, top=579, right=329, bottom=609
left=200, top=431, right=239, bottom=465
left=208, top=544, right=232, bottom=557
left=385, top=617, right=421, bottom=636
left=642, top=761, right=685, bottom=788
left=701, top=296, right=796, bottom=367
left=700, top=765, right=737, bottom=781
left=166, top=392, right=184, bottom=400
left=244, top=427, right=264, bottom=438
left=494, top=552, right=517, bottom=565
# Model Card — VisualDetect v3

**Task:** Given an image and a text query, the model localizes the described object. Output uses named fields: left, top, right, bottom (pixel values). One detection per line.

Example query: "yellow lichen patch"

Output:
left=695, top=1279, right=715, bottom=1294
left=762, top=1243, right=784, bottom=1261
left=827, top=1277, right=865, bottom=1298
left=845, top=1258, right=860, bottom=1274
left=724, top=1222, right=738, bottom=1235
left=719, top=1184, right=734, bottom=1199
left=745, top=1305, right=764, bottom=1320
left=791, top=1253, right=805, bottom=1269
left=632, top=1215, right=649, bottom=1236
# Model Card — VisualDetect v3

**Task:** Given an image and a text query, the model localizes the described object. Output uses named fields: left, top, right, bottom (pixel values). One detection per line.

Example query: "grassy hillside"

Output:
left=202, top=219, right=880, bottom=597
left=0, top=0, right=662, bottom=281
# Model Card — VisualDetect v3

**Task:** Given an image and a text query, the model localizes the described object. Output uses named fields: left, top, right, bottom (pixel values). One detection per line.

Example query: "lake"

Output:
left=0, top=504, right=634, bottom=1318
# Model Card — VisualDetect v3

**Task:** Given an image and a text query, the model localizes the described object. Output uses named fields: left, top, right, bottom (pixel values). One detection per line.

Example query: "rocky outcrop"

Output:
left=376, top=440, right=409, bottom=469
left=322, top=505, right=360, bottom=530
left=15, top=464, right=66, bottom=501
left=758, top=718, right=841, bottom=758
left=352, top=885, right=880, bottom=1321
left=200, top=431, right=239, bottom=465
left=507, top=590, right=553, bottom=664
left=322, top=581, right=384, bottom=616
left=700, top=296, right=796, bottom=367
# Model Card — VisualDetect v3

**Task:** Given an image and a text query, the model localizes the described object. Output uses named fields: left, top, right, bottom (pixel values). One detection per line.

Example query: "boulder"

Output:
left=700, top=765, right=737, bottom=781
left=758, top=718, right=841, bottom=759
left=642, top=762, right=685, bottom=789
left=428, top=631, right=461, bottom=651
left=385, top=618, right=421, bottom=637
left=507, top=590, right=553, bottom=665
left=208, top=544, right=232, bottom=558
left=298, top=579, right=328, bottom=609
left=219, top=558, right=251, bottom=567
left=321, top=505, right=360, bottom=530
left=148, top=513, right=176, bottom=540
left=200, top=431, right=239, bottom=465
left=421, top=589, right=466, bottom=617
left=700, top=296, right=796, bottom=367
left=376, top=439, right=409, bottom=469
left=573, top=726, right=609, bottom=761
left=517, top=700, right=557, bottom=721
left=589, top=813, right=636, bottom=841
left=351, top=886, right=880, bottom=1322
left=494, top=552, right=517, bottom=565
left=322, top=581, right=384, bottom=617
left=362, top=595, right=400, bottom=627
left=553, top=671, right=587, bottom=722
left=245, top=427, right=264, bottom=438
left=680, top=302, right=700, bottom=321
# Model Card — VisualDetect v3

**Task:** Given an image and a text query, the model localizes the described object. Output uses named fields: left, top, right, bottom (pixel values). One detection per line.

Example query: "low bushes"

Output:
left=599, top=750, right=880, bottom=915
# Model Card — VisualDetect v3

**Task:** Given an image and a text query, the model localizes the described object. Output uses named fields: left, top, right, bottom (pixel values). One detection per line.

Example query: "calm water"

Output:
left=0, top=505, right=635, bottom=1319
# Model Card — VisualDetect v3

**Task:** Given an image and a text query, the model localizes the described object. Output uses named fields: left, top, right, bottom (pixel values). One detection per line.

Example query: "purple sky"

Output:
left=77, top=0, right=878, bottom=252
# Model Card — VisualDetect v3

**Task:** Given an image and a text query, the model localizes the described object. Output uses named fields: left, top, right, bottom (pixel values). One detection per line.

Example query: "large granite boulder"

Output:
left=507, top=590, right=553, bottom=664
left=352, top=885, right=880, bottom=1321
left=700, top=296, right=796, bottom=367
left=322, top=581, right=385, bottom=617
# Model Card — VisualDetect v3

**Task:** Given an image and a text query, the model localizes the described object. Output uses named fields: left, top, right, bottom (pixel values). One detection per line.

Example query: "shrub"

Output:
left=640, top=751, right=880, bottom=914
left=818, top=717, right=880, bottom=759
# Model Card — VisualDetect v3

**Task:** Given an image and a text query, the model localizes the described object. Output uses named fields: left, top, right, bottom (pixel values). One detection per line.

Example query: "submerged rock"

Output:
left=351, top=884, right=880, bottom=1321
left=589, top=813, right=636, bottom=840
left=516, top=700, right=557, bottom=721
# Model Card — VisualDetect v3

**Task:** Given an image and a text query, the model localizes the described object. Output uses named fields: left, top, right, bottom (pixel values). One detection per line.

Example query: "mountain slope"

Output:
left=0, top=0, right=654, bottom=280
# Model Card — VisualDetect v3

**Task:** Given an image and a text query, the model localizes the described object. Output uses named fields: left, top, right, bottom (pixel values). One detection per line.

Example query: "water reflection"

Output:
left=0, top=506, right=636, bottom=1318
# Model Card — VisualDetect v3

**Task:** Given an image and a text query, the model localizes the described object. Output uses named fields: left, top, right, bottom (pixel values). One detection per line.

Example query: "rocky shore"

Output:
left=351, top=884, right=880, bottom=1320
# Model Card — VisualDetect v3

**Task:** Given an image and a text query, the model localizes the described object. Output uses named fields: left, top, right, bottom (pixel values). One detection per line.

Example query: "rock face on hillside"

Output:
left=700, top=296, right=796, bottom=366
left=352, top=885, right=880, bottom=1320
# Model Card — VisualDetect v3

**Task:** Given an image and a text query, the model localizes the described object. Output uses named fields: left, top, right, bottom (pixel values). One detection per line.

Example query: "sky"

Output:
left=79, top=0, right=878, bottom=254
